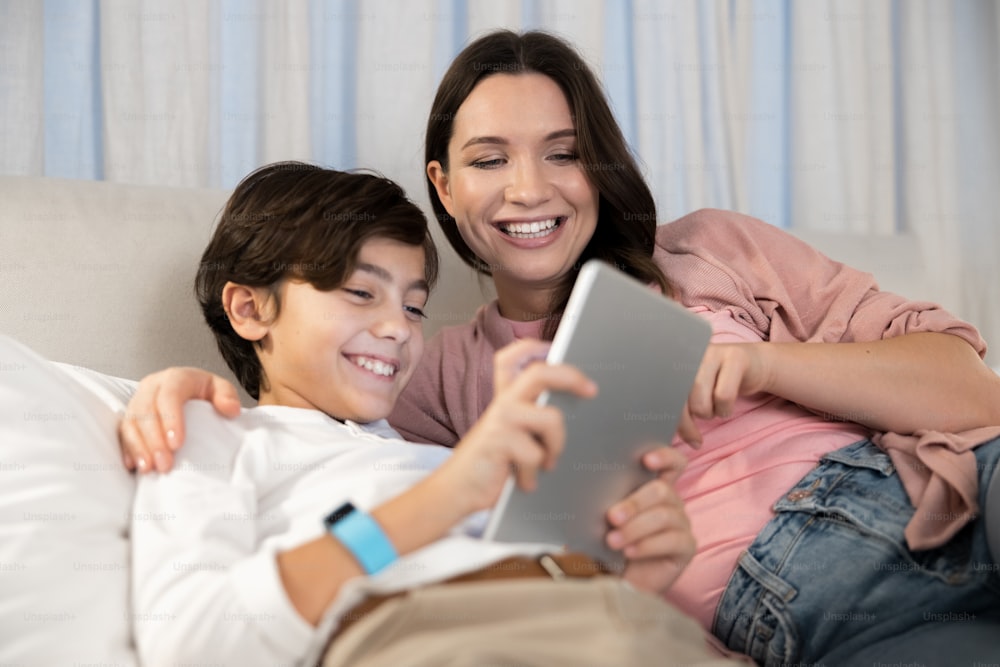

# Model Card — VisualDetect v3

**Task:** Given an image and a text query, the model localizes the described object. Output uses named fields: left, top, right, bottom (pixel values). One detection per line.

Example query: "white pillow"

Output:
left=53, top=360, right=140, bottom=407
left=0, top=335, right=137, bottom=665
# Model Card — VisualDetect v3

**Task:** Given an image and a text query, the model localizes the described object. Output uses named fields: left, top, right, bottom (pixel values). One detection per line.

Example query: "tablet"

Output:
left=482, top=260, right=712, bottom=572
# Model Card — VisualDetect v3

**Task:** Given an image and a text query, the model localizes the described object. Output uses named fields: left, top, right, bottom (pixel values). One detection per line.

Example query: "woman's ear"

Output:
left=221, top=282, right=272, bottom=342
left=426, top=161, right=455, bottom=216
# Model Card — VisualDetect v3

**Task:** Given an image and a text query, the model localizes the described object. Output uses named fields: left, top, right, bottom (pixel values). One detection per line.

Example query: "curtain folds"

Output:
left=1, top=0, right=997, bottom=359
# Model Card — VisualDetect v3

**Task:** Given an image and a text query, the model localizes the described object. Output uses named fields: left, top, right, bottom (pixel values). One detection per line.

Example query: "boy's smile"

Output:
left=254, top=238, right=428, bottom=423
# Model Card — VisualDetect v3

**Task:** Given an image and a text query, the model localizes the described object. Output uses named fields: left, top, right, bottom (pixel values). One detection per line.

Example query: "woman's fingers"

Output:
left=118, top=413, right=150, bottom=472
left=688, top=343, right=772, bottom=425
left=118, top=368, right=241, bottom=474
left=157, top=372, right=242, bottom=452
left=687, top=344, right=756, bottom=423
left=712, top=347, right=752, bottom=418
left=675, top=403, right=702, bottom=447
left=687, top=348, right=721, bottom=420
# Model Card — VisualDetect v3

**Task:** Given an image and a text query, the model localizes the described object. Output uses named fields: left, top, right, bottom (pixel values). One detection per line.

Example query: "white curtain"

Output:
left=2, top=0, right=998, bottom=360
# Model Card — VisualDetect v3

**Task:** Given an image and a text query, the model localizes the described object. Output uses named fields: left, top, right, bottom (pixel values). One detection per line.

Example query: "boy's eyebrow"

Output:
left=460, top=128, right=576, bottom=150
left=356, top=262, right=429, bottom=293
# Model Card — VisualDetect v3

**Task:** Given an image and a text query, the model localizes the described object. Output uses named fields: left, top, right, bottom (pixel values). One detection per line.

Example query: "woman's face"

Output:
left=427, top=73, right=599, bottom=310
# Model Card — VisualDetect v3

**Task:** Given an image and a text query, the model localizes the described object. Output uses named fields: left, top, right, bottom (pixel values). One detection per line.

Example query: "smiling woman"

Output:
left=427, top=73, right=599, bottom=323
left=423, top=33, right=672, bottom=338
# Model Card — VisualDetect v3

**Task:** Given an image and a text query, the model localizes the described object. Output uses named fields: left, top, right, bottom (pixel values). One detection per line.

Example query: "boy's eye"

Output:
left=343, top=288, right=373, bottom=299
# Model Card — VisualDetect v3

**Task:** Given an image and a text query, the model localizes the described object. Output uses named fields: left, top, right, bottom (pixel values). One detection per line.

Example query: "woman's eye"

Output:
left=471, top=158, right=504, bottom=170
left=343, top=288, right=373, bottom=300
left=549, top=152, right=578, bottom=163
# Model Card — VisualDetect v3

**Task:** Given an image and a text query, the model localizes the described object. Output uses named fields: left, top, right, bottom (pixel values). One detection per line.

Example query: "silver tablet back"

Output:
left=483, top=260, right=712, bottom=571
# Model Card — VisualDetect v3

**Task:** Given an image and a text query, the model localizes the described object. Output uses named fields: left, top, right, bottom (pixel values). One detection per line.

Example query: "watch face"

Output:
left=324, top=501, right=356, bottom=527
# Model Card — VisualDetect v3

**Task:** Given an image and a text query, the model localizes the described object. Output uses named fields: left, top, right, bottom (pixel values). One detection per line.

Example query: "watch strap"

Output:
left=324, top=502, right=397, bottom=574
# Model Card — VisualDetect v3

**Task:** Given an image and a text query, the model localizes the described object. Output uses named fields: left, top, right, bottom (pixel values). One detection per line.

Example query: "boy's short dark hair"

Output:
left=196, top=161, right=439, bottom=400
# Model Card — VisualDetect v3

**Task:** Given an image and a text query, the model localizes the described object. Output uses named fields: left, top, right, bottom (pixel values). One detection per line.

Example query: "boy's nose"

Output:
left=371, top=307, right=411, bottom=342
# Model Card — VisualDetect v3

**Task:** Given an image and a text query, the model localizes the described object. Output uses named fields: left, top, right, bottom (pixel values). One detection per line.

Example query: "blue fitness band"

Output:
left=323, top=502, right=397, bottom=574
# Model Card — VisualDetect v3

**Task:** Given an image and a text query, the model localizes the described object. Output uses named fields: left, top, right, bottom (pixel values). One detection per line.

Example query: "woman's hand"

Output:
left=612, top=447, right=696, bottom=594
left=677, top=342, right=773, bottom=446
left=119, top=367, right=242, bottom=473
left=435, top=340, right=598, bottom=516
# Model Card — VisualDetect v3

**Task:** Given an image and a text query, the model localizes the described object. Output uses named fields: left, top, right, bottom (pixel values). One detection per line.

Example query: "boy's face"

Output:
left=256, top=238, right=429, bottom=423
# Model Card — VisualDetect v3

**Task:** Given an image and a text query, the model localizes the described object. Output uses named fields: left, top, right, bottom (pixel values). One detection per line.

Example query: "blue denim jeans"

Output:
left=712, top=437, right=1000, bottom=666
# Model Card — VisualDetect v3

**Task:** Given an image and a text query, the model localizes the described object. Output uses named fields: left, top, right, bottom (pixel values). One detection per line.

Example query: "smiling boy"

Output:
left=129, top=162, right=733, bottom=667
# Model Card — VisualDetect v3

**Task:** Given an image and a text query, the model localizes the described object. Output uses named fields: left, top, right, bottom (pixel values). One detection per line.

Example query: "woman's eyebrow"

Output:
left=460, top=128, right=576, bottom=150
left=461, top=135, right=506, bottom=149
left=544, top=129, right=576, bottom=141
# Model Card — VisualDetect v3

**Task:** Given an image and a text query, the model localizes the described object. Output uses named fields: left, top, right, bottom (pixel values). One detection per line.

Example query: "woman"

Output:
left=122, top=29, right=1000, bottom=665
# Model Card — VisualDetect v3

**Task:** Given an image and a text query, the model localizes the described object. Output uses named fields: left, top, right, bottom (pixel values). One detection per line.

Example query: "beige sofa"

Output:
left=1, top=175, right=997, bottom=666
left=4, top=174, right=992, bottom=385
left=0, top=175, right=489, bottom=399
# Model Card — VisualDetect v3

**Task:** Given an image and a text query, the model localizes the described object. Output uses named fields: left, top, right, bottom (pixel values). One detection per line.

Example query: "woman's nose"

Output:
left=505, top=160, right=553, bottom=207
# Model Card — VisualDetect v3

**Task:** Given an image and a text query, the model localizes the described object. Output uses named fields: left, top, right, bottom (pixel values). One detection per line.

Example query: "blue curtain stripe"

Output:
left=42, top=0, right=102, bottom=180
left=219, top=0, right=261, bottom=188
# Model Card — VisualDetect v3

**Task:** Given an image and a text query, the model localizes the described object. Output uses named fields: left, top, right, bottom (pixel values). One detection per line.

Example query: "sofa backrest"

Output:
left=0, top=176, right=489, bottom=395
left=1, top=176, right=234, bottom=385
left=6, top=176, right=986, bottom=395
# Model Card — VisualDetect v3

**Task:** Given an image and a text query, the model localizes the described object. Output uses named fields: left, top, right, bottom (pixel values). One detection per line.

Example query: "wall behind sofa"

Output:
left=1, top=0, right=998, bottom=361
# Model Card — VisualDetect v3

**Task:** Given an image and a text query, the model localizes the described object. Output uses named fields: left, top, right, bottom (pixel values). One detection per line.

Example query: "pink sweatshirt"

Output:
left=389, top=208, right=1000, bottom=624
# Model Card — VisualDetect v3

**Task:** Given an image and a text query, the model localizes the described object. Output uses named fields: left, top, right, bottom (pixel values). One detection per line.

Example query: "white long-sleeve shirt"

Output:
left=131, top=402, right=554, bottom=667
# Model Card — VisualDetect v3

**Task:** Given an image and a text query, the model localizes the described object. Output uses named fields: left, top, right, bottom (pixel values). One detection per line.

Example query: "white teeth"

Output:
left=352, top=356, right=396, bottom=377
left=501, top=218, right=559, bottom=238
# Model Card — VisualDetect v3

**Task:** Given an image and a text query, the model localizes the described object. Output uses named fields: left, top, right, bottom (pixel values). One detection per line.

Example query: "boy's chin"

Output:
left=335, top=401, right=394, bottom=425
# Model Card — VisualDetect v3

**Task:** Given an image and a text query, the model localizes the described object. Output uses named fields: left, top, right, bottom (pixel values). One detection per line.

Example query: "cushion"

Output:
left=0, top=334, right=137, bottom=665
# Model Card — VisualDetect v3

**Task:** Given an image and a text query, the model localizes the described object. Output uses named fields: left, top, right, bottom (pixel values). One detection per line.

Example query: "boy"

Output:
left=130, top=162, right=739, bottom=666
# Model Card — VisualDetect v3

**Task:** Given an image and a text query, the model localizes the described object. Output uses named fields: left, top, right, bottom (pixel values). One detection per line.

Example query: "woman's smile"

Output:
left=494, top=215, right=565, bottom=243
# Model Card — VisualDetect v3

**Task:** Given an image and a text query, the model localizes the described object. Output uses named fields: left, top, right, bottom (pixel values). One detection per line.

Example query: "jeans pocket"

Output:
left=776, top=440, right=978, bottom=585
left=715, top=550, right=801, bottom=666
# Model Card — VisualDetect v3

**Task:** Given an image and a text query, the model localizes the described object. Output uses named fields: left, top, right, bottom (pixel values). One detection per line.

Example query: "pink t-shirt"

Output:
left=664, top=306, right=868, bottom=629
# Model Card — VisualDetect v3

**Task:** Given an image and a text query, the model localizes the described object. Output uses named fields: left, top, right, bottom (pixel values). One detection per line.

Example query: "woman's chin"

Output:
left=496, top=256, right=578, bottom=287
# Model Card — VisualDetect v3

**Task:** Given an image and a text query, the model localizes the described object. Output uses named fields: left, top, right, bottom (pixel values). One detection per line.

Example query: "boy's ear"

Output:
left=222, top=282, right=272, bottom=342
left=426, top=161, right=455, bottom=217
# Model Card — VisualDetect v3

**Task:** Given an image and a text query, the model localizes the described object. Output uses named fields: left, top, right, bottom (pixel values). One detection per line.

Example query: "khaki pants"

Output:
left=322, top=578, right=752, bottom=667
